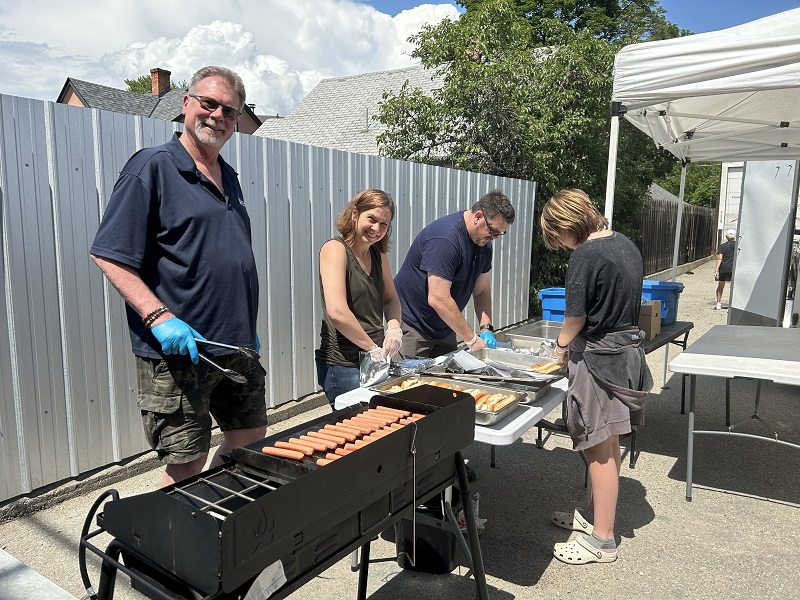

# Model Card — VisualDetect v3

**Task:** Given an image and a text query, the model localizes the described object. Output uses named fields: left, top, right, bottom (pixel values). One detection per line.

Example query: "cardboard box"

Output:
left=638, top=300, right=661, bottom=340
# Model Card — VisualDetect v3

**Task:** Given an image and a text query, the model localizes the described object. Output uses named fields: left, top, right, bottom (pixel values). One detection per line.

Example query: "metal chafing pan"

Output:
left=370, top=374, right=524, bottom=426
left=502, top=320, right=562, bottom=350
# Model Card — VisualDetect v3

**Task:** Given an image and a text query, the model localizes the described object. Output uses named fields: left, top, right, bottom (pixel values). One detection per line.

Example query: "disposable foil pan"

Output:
left=370, top=375, right=525, bottom=426
left=468, top=348, right=565, bottom=380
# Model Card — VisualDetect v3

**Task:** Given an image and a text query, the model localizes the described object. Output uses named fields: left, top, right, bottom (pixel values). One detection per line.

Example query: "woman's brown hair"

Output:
left=540, top=188, right=608, bottom=250
left=336, top=189, right=395, bottom=253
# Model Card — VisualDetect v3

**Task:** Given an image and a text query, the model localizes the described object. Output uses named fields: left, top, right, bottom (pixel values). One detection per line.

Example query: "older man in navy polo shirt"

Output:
left=90, top=66, right=266, bottom=487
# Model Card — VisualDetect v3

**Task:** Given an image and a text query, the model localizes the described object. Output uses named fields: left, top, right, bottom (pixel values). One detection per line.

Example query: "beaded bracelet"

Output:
left=556, top=337, right=569, bottom=350
left=143, top=306, right=169, bottom=329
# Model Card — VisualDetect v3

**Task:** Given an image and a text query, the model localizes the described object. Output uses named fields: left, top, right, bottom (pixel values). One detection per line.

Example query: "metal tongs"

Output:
left=194, top=338, right=261, bottom=384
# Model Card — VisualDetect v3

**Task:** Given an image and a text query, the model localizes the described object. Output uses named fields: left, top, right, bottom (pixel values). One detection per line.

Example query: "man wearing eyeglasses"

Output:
left=394, top=190, right=515, bottom=358
left=90, top=66, right=266, bottom=487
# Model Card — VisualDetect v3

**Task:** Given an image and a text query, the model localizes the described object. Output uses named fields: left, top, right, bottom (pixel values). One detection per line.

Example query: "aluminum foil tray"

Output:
left=370, top=375, right=525, bottom=426
left=468, top=348, right=565, bottom=380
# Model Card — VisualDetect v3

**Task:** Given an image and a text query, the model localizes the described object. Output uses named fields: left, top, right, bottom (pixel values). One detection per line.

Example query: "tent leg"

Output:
left=604, top=112, right=621, bottom=230
left=670, top=164, right=688, bottom=282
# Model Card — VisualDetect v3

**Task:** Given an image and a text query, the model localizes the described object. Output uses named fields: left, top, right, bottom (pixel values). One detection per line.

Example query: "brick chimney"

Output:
left=150, top=68, right=171, bottom=97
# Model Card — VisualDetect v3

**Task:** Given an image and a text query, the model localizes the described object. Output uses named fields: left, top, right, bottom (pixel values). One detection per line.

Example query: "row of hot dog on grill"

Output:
left=261, top=405, right=424, bottom=467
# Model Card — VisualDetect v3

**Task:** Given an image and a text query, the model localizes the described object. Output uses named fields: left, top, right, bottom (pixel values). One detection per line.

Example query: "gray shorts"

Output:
left=136, top=354, right=267, bottom=464
left=400, top=323, right=457, bottom=358
left=565, top=356, right=642, bottom=451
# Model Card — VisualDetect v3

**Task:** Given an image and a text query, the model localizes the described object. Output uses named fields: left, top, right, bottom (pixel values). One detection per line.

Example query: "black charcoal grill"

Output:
left=79, top=386, right=488, bottom=600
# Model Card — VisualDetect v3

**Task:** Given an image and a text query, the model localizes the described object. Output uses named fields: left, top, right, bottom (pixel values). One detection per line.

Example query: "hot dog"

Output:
left=323, top=425, right=357, bottom=442
left=340, top=419, right=375, bottom=434
left=332, top=423, right=364, bottom=436
left=307, top=430, right=346, bottom=445
left=373, top=405, right=411, bottom=417
left=316, top=458, right=334, bottom=466
left=290, top=436, right=329, bottom=452
left=348, top=418, right=384, bottom=432
left=365, top=409, right=400, bottom=422
left=353, top=414, right=392, bottom=426
left=324, top=453, right=342, bottom=461
left=262, top=446, right=304, bottom=461
left=299, top=434, right=336, bottom=450
left=334, top=447, right=353, bottom=456
left=274, top=440, right=314, bottom=456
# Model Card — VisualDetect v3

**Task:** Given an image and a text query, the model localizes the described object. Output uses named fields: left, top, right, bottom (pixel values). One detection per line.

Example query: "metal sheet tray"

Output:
left=507, top=334, right=548, bottom=352
left=503, top=320, right=563, bottom=339
left=370, top=375, right=524, bottom=426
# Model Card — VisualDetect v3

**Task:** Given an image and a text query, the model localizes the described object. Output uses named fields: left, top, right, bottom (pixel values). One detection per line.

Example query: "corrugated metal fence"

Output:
left=0, top=94, right=535, bottom=502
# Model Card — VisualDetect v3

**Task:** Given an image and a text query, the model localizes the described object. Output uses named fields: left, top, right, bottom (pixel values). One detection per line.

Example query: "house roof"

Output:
left=59, top=78, right=186, bottom=120
left=254, top=64, right=442, bottom=155
left=56, top=77, right=262, bottom=130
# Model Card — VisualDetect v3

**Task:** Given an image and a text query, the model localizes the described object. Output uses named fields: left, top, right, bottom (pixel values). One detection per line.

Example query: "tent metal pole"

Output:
left=670, top=164, right=687, bottom=282
left=662, top=163, right=688, bottom=386
left=605, top=104, right=623, bottom=229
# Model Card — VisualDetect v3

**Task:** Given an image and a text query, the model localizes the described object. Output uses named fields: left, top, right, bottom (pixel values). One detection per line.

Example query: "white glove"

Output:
left=368, top=346, right=387, bottom=362
left=382, top=326, right=403, bottom=358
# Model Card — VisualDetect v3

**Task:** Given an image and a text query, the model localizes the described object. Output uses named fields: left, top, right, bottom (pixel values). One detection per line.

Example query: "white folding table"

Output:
left=668, top=325, right=800, bottom=501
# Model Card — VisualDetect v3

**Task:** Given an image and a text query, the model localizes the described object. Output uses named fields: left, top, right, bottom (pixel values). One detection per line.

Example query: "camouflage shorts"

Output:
left=135, top=354, right=267, bottom=465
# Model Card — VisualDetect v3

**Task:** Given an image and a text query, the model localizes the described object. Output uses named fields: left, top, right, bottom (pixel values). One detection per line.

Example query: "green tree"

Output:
left=457, top=0, right=689, bottom=45
left=656, top=162, right=721, bottom=207
left=125, top=75, right=189, bottom=94
left=375, top=0, right=675, bottom=313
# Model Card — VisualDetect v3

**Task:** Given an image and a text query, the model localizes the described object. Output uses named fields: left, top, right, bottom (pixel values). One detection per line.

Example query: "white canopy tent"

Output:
left=605, top=7, right=800, bottom=280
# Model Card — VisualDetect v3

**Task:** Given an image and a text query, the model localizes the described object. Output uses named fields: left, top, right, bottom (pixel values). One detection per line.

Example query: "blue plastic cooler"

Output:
left=538, top=287, right=566, bottom=322
left=641, top=280, right=684, bottom=325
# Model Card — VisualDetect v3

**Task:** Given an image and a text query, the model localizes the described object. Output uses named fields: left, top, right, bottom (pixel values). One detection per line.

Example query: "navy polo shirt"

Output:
left=91, top=133, right=259, bottom=358
left=394, top=211, right=492, bottom=339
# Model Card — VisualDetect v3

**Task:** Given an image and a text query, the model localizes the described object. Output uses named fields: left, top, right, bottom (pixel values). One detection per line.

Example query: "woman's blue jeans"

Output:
left=316, top=361, right=360, bottom=406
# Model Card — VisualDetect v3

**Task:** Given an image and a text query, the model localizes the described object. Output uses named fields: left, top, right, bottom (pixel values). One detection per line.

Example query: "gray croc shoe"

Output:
left=551, top=508, right=594, bottom=535
left=553, top=536, right=617, bottom=564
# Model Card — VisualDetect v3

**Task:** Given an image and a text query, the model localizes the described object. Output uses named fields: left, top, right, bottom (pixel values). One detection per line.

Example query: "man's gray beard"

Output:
left=194, top=119, right=226, bottom=147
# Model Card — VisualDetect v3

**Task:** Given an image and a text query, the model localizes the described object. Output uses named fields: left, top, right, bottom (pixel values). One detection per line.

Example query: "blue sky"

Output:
left=361, top=0, right=800, bottom=33
left=1, top=0, right=797, bottom=114
left=657, top=0, right=799, bottom=33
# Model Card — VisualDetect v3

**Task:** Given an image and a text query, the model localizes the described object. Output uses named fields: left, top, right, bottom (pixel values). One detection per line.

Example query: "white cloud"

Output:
left=0, top=0, right=460, bottom=115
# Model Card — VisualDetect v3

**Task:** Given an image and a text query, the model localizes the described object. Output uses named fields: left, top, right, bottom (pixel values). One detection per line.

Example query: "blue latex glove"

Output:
left=151, top=318, right=204, bottom=364
left=255, top=334, right=261, bottom=354
left=479, top=330, right=498, bottom=349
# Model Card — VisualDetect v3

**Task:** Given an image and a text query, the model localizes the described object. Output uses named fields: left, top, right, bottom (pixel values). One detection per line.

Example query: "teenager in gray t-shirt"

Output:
left=540, top=188, right=652, bottom=567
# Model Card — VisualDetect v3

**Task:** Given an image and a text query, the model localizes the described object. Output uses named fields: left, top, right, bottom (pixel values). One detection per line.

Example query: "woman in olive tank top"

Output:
left=315, top=189, right=403, bottom=404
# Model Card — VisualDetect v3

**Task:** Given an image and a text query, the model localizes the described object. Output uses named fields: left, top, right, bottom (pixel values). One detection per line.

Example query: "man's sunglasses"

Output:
left=189, top=94, right=241, bottom=121
left=483, top=213, right=506, bottom=237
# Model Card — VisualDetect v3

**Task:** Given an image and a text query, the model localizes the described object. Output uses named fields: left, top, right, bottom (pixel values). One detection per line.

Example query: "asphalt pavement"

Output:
left=1, top=258, right=799, bottom=600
